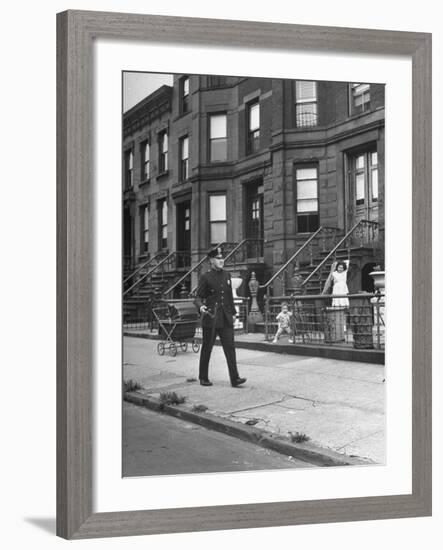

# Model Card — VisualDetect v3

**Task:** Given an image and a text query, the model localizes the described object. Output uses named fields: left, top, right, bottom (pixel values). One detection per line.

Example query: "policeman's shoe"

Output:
left=200, top=379, right=213, bottom=387
left=231, top=377, right=247, bottom=387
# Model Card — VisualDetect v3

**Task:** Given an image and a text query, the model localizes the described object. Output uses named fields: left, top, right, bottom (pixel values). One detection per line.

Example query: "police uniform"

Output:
left=194, top=247, right=246, bottom=387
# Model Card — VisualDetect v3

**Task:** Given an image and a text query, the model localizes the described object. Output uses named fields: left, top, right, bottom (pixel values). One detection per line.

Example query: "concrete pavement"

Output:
left=123, top=335, right=385, bottom=465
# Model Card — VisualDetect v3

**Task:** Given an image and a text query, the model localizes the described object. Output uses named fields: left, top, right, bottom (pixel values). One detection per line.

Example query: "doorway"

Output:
left=123, top=206, right=133, bottom=270
left=176, top=201, right=191, bottom=268
left=346, top=148, right=379, bottom=229
left=244, top=182, right=264, bottom=258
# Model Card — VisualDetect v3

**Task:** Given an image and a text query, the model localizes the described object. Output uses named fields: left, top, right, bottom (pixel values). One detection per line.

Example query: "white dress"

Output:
left=331, top=271, right=349, bottom=307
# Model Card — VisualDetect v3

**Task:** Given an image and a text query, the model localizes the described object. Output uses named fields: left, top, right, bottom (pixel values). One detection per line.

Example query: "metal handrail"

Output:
left=259, top=226, right=336, bottom=290
left=163, top=241, right=232, bottom=298
left=123, top=252, right=166, bottom=286
left=301, top=219, right=379, bottom=288
left=123, top=250, right=177, bottom=296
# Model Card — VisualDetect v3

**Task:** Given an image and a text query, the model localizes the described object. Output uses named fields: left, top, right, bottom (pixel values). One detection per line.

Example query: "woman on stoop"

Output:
left=324, top=260, right=350, bottom=307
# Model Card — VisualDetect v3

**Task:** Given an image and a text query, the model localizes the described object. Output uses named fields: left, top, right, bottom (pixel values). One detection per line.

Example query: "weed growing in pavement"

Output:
left=192, top=404, right=208, bottom=413
left=123, top=379, right=142, bottom=393
left=289, top=431, right=310, bottom=443
left=159, top=391, right=186, bottom=409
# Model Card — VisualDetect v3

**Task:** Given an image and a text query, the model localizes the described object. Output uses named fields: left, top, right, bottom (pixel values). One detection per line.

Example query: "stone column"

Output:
left=248, top=272, right=263, bottom=328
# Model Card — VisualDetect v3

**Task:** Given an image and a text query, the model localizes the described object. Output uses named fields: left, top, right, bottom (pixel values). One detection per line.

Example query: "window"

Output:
left=370, top=152, right=378, bottom=202
left=209, top=114, right=227, bottom=162
left=124, top=150, right=133, bottom=189
left=180, top=76, right=190, bottom=115
left=247, top=100, right=260, bottom=154
left=158, top=199, right=168, bottom=249
left=140, top=204, right=149, bottom=253
left=350, top=83, right=370, bottom=115
left=209, top=194, right=227, bottom=245
left=141, top=141, right=150, bottom=181
left=179, top=136, right=189, bottom=181
left=295, top=81, right=317, bottom=127
left=207, top=75, right=226, bottom=88
left=349, top=150, right=378, bottom=206
left=158, top=130, right=168, bottom=173
left=295, top=166, right=319, bottom=233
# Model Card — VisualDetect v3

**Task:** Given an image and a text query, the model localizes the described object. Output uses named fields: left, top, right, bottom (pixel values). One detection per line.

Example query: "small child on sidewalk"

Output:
left=272, top=302, right=294, bottom=343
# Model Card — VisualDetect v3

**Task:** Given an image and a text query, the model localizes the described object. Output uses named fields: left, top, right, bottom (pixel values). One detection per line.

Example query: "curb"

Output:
left=124, top=391, right=371, bottom=468
left=123, top=331, right=384, bottom=365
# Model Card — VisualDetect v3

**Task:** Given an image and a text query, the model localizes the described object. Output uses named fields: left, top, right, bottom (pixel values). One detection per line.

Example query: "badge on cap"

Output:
left=208, top=246, right=223, bottom=259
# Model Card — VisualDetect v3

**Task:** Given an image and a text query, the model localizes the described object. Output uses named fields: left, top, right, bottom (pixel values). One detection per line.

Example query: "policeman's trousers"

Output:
left=198, top=325, right=239, bottom=383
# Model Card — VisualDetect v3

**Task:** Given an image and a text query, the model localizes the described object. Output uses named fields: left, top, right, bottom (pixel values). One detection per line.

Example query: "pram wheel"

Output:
left=157, top=342, right=165, bottom=356
left=169, top=342, right=177, bottom=357
left=180, top=342, right=188, bottom=352
left=192, top=340, right=200, bottom=353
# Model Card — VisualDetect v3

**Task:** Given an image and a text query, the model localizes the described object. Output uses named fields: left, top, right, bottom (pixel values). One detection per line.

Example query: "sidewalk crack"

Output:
left=228, top=396, right=291, bottom=414
left=336, top=429, right=384, bottom=451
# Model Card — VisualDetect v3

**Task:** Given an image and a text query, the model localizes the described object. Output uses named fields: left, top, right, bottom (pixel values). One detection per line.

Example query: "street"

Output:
left=123, top=401, right=313, bottom=476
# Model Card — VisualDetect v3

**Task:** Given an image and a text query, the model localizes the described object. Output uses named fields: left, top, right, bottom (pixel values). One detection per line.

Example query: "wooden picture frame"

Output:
left=56, top=10, right=432, bottom=539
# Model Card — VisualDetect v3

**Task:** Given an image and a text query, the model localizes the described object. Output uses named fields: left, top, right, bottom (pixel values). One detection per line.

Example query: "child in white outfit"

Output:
left=272, top=302, right=294, bottom=343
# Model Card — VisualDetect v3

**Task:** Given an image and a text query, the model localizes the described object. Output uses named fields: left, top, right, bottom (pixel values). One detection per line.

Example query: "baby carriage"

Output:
left=153, top=302, right=201, bottom=357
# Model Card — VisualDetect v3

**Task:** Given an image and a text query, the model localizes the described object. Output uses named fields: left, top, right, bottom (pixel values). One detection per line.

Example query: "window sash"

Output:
left=182, top=77, right=189, bottom=96
left=210, top=114, right=227, bottom=138
left=181, top=137, right=189, bottom=160
left=349, top=150, right=378, bottom=205
left=142, top=143, right=150, bottom=180
left=296, top=166, right=319, bottom=232
left=159, top=200, right=168, bottom=247
left=371, top=167, right=379, bottom=202
left=180, top=77, right=190, bottom=113
left=296, top=103, right=318, bottom=127
left=351, top=83, right=370, bottom=112
left=249, top=102, right=260, bottom=131
left=125, top=151, right=133, bottom=188
left=210, top=138, right=227, bottom=162
left=355, top=173, right=365, bottom=204
left=143, top=206, right=149, bottom=246
left=159, top=131, right=168, bottom=172
left=209, top=194, right=226, bottom=221
left=296, top=80, right=317, bottom=102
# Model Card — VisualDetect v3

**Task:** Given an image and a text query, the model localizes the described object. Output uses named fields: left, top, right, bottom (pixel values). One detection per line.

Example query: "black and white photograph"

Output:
left=122, top=72, right=386, bottom=477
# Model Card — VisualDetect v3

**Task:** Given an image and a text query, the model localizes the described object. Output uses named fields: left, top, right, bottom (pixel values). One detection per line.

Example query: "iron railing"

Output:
left=123, top=250, right=192, bottom=297
left=263, top=292, right=385, bottom=350
left=123, top=297, right=250, bottom=334
left=123, top=251, right=167, bottom=290
left=259, top=226, right=339, bottom=296
left=301, top=219, right=379, bottom=290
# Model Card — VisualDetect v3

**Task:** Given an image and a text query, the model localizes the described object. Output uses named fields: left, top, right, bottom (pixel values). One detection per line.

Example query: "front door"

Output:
left=176, top=201, right=191, bottom=267
left=346, top=149, right=379, bottom=229
left=245, top=182, right=264, bottom=258
left=123, top=206, right=133, bottom=270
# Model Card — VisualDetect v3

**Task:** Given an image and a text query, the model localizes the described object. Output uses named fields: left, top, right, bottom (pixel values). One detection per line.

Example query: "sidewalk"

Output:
left=123, top=335, right=385, bottom=466
left=124, top=326, right=384, bottom=364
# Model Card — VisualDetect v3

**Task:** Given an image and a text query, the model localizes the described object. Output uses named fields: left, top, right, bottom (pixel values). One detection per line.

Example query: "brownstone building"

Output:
left=123, top=74, right=384, bottom=315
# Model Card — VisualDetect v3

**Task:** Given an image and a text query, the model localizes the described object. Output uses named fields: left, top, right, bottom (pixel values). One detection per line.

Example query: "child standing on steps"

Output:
left=272, top=302, right=294, bottom=343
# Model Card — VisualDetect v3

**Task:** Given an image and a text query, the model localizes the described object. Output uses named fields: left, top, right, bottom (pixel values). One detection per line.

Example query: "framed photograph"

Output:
left=57, top=10, right=431, bottom=539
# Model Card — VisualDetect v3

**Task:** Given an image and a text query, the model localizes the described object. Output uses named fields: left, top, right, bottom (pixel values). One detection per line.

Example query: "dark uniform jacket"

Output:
left=194, top=269, right=236, bottom=328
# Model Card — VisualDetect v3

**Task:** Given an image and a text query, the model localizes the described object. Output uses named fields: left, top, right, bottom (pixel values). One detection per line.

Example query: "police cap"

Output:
left=207, top=246, right=224, bottom=259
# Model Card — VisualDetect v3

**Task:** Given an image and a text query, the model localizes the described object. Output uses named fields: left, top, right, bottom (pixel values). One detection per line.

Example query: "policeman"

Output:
left=194, top=246, right=247, bottom=388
